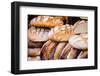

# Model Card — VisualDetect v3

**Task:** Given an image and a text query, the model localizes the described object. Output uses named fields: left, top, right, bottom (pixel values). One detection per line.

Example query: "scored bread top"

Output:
left=30, top=16, right=68, bottom=28
left=48, top=25, right=74, bottom=41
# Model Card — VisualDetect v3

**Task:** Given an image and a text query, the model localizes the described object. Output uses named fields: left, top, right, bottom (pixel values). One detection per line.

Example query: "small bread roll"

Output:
left=48, top=25, right=74, bottom=41
left=30, top=16, right=65, bottom=28
left=69, top=34, right=88, bottom=49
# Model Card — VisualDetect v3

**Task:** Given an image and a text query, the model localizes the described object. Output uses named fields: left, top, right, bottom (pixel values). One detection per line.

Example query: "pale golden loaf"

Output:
left=73, top=20, right=88, bottom=34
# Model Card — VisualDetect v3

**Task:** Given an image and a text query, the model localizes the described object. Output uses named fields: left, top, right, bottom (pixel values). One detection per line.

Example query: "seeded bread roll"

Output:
left=30, top=16, right=66, bottom=28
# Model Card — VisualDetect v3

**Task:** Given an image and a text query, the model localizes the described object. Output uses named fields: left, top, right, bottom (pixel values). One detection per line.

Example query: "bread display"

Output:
left=28, top=15, right=88, bottom=61
left=40, top=40, right=87, bottom=60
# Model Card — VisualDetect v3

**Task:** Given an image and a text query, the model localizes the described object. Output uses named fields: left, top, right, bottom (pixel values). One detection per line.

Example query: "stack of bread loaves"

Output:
left=28, top=15, right=88, bottom=60
left=40, top=20, right=88, bottom=60
left=28, top=16, right=67, bottom=60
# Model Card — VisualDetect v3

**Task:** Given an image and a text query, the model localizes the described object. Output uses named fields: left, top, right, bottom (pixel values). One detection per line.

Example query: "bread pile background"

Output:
left=28, top=15, right=88, bottom=61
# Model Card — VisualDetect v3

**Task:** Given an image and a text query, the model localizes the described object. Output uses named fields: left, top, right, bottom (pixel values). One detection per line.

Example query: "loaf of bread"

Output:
left=54, top=42, right=66, bottom=59
left=28, top=48, right=41, bottom=57
left=73, top=20, right=88, bottom=34
left=78, top=50, right=88, bottom=58
left=40, top=40, right=57, bottom=60
left=69, top=34, right=88, bottom=49
left=40, top=39, right=88, bottom=60
left=48, top=25, right=74, bottom=41
left=28, top=26, right=50, bottom=42
left=67, top=48, right=80, bottom=59
left=30, top=16, right=66, bottom=28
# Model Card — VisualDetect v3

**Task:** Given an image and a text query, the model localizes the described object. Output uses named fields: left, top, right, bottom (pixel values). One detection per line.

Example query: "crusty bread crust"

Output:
left=30, top=16, right=66, bottom=28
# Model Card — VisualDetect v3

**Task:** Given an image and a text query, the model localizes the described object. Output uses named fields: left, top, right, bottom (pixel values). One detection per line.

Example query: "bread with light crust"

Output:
left=28, top=26, right=50, bottom=42
left=69, top=34, right=88, bottom=49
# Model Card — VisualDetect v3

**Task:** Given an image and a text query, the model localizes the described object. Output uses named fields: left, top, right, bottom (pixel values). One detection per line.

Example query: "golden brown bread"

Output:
left=48, top=25, right=74, bottom=41
left=30, top=16, right=66, bottom=28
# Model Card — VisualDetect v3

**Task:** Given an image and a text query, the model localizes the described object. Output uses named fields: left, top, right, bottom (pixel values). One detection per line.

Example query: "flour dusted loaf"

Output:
left=28, top=26, right=50, bottom=42
left=48, top=25, right=74, bottom=41
left=73, top=20, right=88, bottom=34
left=69, top=34, right=88, bottom=49
left=30, top=16, right=68, bottom=28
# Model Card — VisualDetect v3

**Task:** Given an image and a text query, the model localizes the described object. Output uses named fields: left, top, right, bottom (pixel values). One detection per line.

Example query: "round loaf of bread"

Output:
left=69, top=34, right=88, bottom=49
left=73, top=20, right=88, bottom=34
